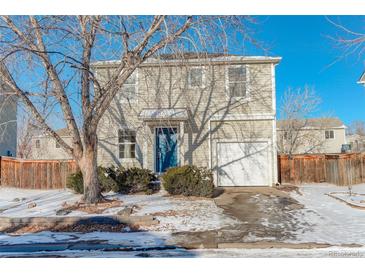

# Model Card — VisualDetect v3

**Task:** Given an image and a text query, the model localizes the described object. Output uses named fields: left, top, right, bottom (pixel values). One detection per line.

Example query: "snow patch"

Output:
left=289, top=183, right=365, bottom=245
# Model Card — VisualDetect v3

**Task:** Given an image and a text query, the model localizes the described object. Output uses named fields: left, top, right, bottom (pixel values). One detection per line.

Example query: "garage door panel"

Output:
left=217, top=142, right=270, bottom=186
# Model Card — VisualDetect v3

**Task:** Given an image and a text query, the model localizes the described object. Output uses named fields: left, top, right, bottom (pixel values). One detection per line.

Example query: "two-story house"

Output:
left=0, top=84, right=17, bottom=157
left=29, top=128, right=73, bottom=160
left=92, top=53, right=281, bottom=187
left=277, top=118, right=347, bottom=154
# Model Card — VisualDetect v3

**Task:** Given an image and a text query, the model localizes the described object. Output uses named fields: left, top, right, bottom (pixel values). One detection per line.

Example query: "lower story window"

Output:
left=118, top=129, right=136, bottom=158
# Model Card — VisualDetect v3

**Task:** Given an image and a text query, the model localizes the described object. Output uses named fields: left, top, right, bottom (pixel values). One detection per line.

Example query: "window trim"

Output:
left=187, top=66, right=205, bottom=89
left=118, top=129, right=137, bottom=159
left=325, top=130, right=335, bottom=140
left=225, top=64, right=249, bottom=100
left=120, top=69, right=138, bottom=103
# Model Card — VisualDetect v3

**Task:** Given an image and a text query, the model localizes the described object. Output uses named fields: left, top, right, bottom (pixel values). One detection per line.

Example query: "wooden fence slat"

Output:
left=2, top=154, right=365, bottom=189
left=0, top=157, right=77, bottom=189
left=278, top=153, right=365, bottom=186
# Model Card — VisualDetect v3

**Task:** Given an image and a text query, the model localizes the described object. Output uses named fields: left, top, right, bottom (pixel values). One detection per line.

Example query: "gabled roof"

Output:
left=34, top=127, right=72, bottom=138
left=277, top=118, right=346, bottom=129
left=55, top=128, right=71, bottom=136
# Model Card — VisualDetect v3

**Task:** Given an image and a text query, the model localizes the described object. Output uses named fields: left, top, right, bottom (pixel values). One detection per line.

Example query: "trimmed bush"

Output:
left=162, top=165, right=215, bottom=197
left=98, top=166, right=120, bottom=193
left=118, top=167, right=159, bottom=195
left=66, top=166, right=119, bottom=194
left=66, top=170, right=84, bottom=194
left=66, top=166, right=158, bottom=195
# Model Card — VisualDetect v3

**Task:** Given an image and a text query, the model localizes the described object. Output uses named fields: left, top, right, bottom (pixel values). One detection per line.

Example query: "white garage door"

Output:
left=217, top=142, right=271, bottom=186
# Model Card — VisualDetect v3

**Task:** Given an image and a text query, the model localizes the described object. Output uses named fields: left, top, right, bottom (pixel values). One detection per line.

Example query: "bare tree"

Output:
left=348, top=120, right=365, bottom=136
left=16, top=113, right=41, bottom=159
left=326, top=16, right=365, bottom=63
left=277, top=86, right=327, bottom=156
left=0, top=16, right=258, bottom=203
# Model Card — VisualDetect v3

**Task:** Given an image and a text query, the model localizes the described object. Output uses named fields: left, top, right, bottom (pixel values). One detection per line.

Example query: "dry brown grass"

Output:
left=61, top=199, right=123, bottom=214
left=150, top=209, right=192, bottom=217
left=161, top=194, right=212, bottom=201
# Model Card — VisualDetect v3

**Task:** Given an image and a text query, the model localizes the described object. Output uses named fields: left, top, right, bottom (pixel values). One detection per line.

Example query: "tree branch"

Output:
left=0, top=62, right=73, bottom=155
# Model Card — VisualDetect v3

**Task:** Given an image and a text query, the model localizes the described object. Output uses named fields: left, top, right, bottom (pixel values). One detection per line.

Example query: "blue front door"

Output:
left=155, top=127, right=178, bottom=173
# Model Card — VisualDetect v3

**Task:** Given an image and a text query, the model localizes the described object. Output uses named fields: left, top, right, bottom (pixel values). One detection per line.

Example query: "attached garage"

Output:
left=217, top=141, right=272, bottom=186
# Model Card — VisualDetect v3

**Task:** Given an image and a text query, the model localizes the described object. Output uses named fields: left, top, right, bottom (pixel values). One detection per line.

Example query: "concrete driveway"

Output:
left=171, top=185, right=319, bottom=249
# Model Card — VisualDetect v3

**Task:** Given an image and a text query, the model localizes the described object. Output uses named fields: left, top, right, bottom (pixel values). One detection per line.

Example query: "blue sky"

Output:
left=14, top=16, right=365, bottom=129
left=251, top=16, right=365, bottom=125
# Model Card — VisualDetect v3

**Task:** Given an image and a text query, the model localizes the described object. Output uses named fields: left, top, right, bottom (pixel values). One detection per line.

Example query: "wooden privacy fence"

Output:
left=0, top=157, right=78, bottom=189
left=278, top=153, right=365, bottom=186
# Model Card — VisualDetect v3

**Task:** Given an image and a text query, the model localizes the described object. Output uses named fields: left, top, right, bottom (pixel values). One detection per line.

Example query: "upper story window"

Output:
left=121, top=71, right=137, bottom=101
left=55, top=141, right=60, bottom=148
left=188, top=67, right=203, bottom=88
left=35, top=139, right=40, bottom=148
left=118, top=129, right=136, bottom=159
left=227, top=66, right=247, bottom=98
left=325, top=130, right=335, bottom=139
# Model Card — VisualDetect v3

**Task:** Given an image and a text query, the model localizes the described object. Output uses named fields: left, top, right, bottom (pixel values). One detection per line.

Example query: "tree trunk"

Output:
left=78, top=137, right=102, bottom=203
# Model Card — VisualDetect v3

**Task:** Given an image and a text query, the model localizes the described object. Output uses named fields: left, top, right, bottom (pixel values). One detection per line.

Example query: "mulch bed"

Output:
left=3, top=222, right=141, bottom=234
left=52, top=223, right=140, bottom=233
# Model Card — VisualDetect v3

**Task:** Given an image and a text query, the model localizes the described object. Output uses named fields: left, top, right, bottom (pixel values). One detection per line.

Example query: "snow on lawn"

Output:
left=105, top=191, right=240, bottom=232
left=0, top=188, right=81, bottom=217
left=289, top=183, right=365, bottom=245
left=0, top=187, right=238, bottom=232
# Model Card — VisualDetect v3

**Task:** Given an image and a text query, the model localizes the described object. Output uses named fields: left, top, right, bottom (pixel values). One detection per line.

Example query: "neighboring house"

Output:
left=347, top=134, right=365, bottom=152
left=277, top=118, right=347, bottom=154
left=29, top=128, right=73, bottom=160
left=0, top=85, right=17, bottom=157
left=357, top=70, right=365, bottom=86
left=92, top=53, right=281, bottom=187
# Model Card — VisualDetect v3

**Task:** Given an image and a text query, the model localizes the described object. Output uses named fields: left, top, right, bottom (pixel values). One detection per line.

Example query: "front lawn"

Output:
left=0, top=187, right=238, bottom=233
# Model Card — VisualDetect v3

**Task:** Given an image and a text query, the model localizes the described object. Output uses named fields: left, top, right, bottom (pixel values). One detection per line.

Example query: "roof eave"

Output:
left=91, top=56, right=282, bottom=68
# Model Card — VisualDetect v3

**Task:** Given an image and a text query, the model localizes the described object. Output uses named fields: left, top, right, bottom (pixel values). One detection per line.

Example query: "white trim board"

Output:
left=210, top=113, right=275, bottom=121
